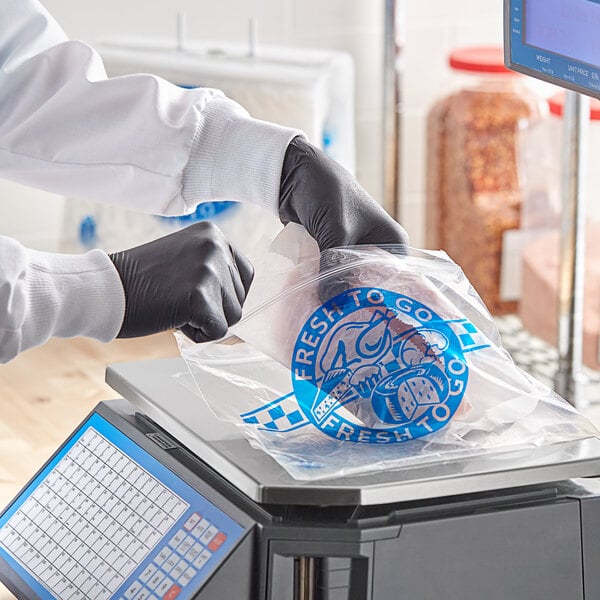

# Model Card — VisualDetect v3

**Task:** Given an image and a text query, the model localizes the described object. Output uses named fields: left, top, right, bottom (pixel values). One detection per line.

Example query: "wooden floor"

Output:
left=0, top=333, right=178, bottom=599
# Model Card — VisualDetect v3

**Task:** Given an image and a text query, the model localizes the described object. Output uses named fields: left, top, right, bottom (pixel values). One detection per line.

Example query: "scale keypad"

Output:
left=0, top=428, right=188, bottom=599
left=0, top=414, right=243, bottom=600
left=119, top=513, right=227, bottom=600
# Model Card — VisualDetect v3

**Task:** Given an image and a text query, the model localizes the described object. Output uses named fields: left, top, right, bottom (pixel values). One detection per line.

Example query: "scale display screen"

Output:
left=505, top=0, right=600, bottom=98
left=0, top=413, right=244, bottom=600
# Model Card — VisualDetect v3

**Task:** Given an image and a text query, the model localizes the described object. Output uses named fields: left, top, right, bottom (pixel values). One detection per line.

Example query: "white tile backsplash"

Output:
left=400, top=108, right=427, bottom=196
left=400, top=192, right=426, bottom=249
left=356, top=115, right=385, bottom=200
left=290, top=0, right=384, bottom=35
left=0, top=181, right=65, bottom=250
left=287, top=29, right=385, bottom=114
left=403, top=22, right=452, bottom=109
left=451, top=17, right=504, bottom=49
left=174, top=1, right=290, bottom=45
left=399, top=0, right=506, bottom=241
left=406, top=0, right=499, bottom=22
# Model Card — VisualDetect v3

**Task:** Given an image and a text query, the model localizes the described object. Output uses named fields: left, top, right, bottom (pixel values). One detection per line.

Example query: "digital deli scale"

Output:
left=0, top=357, right=599, bottom=599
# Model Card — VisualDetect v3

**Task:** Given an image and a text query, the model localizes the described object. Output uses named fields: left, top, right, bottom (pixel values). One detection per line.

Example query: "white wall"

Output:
left=1, top=0, right=387, bottom=250
left=0, top=181, right=64, bottom=250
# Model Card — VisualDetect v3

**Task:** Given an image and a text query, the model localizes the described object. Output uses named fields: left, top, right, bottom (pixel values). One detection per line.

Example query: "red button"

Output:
left=163, top=584, right=181, bottom=600
left=208, top=532, right=227, bottom=552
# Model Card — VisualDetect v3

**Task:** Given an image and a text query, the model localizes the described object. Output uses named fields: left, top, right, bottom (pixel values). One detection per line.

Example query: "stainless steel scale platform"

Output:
left=107, top=357, right=600, bottom=507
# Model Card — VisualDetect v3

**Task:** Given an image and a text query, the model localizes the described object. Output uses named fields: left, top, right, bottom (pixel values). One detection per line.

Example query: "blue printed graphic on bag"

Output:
left=242, top=287, right=490, bottom=444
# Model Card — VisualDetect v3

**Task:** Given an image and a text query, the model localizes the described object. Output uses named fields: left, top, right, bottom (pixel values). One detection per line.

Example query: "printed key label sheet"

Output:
left=0, top=413, right=243, bottom=600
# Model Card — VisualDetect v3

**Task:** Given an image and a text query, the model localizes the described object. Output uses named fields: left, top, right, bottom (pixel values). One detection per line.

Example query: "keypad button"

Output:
left=163, top=583, right=182, bottom=600
left=183, top=513, right=201, bottom=531
left=163, top=552, right=178, bottom=573
left=176, top=535, right=194, bottom=556
left=190, top=519, right=210, bottom=539
left=139, top=563, right=157, bottom=584
left=185, top=543, right=202, bottom=563
left=167, top=530, right=186, bottom=549
left=124, top=580, right=143, bottom=599
left=192, top=549, right=212, bottom=570
left=155, top=577, right=174, bottom=597
left=170, top=559, right=187, bottom=580
left=200, top=525, right=218, bottom=546
left=144, top=530, right=162, bottom=548
left=179, top=566, right=197, bottom=587
left=153, top=547, right=171, bottom=567
left=208, top=532, right=227, bottom=552
left=147, top=569, right=166, bottom=591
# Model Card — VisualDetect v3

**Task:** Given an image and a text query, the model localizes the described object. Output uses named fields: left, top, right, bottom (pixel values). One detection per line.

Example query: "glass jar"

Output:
left=425, top=46, right=545, bottom=315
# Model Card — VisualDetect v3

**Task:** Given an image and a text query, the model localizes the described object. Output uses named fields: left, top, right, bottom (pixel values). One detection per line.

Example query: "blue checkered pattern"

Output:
left=241, top=393, right=309, bottom=433
left=446, top=319, right=491, bottom=353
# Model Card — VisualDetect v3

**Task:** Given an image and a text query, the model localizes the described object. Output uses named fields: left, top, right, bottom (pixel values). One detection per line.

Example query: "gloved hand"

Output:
left=279, top=136, right=409, bottom=251
left=109, top=221, right=253, bottom=342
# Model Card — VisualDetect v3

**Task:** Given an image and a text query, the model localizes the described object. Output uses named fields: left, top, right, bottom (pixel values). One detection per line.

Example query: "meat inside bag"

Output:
left=176, top=224, right=599, bottom=480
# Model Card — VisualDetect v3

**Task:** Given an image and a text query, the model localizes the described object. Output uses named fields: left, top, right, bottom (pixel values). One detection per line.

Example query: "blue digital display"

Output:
left=0, top=413, right=244, bottom=600
left=506, top=0, right=600, bottom=98
left=525, top=0, right=600, bottom=67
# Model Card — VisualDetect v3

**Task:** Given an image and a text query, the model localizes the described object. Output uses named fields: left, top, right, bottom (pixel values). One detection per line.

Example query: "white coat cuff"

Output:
left=25, top=249, right=125, bottom=343
left=182, top=97, right=304, bottom=215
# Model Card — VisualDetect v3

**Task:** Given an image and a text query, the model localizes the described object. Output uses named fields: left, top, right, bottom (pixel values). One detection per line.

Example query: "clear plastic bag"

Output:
left=176, top=225, right=598, bottom=481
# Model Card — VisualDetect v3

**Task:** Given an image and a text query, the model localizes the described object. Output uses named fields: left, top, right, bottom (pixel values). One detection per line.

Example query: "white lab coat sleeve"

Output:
left=0, top=0, right=305, bottom=361
left=0, top=236, right=125, bottom=364
left=0, top=0, right=303, bottom=216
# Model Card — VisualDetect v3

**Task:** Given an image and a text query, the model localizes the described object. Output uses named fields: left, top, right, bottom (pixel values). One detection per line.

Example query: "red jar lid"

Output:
left=548, top=93, right=600, bottom=121
left=449, top=46, right=514, bottom=74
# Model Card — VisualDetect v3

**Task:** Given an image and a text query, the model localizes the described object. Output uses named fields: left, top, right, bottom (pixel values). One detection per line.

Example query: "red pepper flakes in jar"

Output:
left=425, top=46, right=544, bottom=315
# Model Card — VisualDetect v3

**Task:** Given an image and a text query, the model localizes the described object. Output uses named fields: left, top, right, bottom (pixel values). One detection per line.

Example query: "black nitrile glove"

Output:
left=109, top=221, right=253, bottom=342
left=279, top=136, right=409, bottom=251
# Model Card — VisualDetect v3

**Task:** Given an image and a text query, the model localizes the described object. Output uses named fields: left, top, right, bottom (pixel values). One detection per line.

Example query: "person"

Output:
left=0, top=0, right=408, bottom=364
